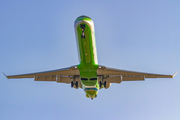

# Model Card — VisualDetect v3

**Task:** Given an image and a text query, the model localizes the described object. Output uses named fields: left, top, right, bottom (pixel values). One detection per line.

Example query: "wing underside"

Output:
left=5, top=65, right=177, bottom=84
left=6, top=66, right=80, bottom=84
left=97, top=65, right=177, bottom=83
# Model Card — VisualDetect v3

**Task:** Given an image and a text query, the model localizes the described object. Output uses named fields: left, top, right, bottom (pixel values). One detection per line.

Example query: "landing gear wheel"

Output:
left=104, top=81, right=107, bottom=88
left=71, top=81, right=74, bottom=88
left=99, top=81, right=102, bottom=88
left=75, top=81, right=78, bottom=87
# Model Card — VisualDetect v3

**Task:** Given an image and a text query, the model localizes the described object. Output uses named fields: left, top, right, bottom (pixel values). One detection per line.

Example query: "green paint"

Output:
left=74, top=16, right=100, bottom=99
left=86, top=91, right=97, bottom=98
left=75, top=20, right=99, bottom=87
left=76, top=17, right=91, bottom=21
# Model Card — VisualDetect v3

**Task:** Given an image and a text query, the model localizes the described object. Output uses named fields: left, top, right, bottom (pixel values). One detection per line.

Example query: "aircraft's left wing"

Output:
left=5, top=66, right=80, bottom=84
left=97, top=65, right=177, bottom=83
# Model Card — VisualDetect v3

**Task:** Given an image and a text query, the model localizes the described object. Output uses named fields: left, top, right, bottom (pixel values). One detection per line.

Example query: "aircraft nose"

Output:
left=77, top=15, right=91, bottom=19
left=75, top=15, right=92, bottom=22
left=85, top=91, right=97, bottom=99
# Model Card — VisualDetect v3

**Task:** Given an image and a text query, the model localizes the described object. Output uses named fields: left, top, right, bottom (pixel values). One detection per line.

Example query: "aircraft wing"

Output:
left=5, top=65, right=177, bottom=84
left=97, top=65, right=177, bottom=83
left=5, top=66, right=80, bottom=84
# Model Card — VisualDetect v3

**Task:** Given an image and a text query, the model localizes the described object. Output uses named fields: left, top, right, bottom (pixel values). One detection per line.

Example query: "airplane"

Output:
left=5, top=15, right=178, bottom=100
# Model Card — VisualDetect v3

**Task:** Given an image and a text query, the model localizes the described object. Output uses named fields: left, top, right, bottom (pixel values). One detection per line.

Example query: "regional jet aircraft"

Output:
left=5, top=15, right=177, bottom=100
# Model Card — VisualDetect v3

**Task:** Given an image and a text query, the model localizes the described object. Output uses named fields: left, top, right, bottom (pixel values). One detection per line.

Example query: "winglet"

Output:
left=171, top=71, right=178, bottom=78
left=2, top=72, right=8, bottom=78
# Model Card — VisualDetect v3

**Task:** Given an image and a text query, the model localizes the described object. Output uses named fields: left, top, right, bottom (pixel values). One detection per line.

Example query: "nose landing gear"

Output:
left=80, top=24, right=86, bottom=29
left=80, top=24, right=86, bottom=39
left=81, top=34, right=85, bottom=39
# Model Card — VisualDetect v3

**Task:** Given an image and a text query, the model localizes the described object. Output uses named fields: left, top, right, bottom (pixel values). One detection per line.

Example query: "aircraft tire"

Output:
left=75, top=81, right=78, bottom=87
left=71, top=81, right=74, bottom=88
left=104, top=81, right=107, bottom=88
left=99, top=81, right=102, bottom=88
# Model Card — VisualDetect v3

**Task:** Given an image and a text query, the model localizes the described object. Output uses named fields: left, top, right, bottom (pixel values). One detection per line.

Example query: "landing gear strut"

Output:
left=80, top=24, right=86, bottom=29
left=81, top=35, right=85, bottom=39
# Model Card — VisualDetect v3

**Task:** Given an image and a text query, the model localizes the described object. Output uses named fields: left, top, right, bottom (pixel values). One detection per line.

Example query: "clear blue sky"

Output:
left=0, top=0, right=180, bottom=120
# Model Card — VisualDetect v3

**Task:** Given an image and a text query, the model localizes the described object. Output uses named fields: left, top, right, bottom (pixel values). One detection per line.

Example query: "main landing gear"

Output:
left=71, top=81, right=78, bottom=88
left=99, top=76, right=107, bottom=88
left=71, top=76, right=78, bottom=88
left=99, top=81, right=107, bottom=88
left=80, top=24, right=85, bottom=39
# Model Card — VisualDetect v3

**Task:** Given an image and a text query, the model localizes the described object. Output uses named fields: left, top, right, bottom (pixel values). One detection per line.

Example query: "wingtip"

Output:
left=171, top=71, right=178, bottom=78
left=2, top=72, right=7, bottom=78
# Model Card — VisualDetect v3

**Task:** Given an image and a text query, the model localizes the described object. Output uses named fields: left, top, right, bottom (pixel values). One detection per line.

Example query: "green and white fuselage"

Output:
left=74, top=16, right=99, bottom=99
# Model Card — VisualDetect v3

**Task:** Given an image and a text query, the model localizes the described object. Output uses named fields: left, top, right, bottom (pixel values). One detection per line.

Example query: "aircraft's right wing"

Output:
left=97, top=65, right=177, bottom=83
left=5, top=66, right=80, bottom=84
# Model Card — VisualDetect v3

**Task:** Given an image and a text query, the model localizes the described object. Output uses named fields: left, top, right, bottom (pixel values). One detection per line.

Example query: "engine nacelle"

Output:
left=104, top=83, right=111, bottom=89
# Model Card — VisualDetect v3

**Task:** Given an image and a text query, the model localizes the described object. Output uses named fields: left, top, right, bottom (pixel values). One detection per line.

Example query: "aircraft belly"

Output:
left=74, top=20, right=98, bottom=66
left=81, top=79, right=98, bottom=86
left=74, top=19, right=99, bottom=86
left=77, top=24, right=93, bottom=64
